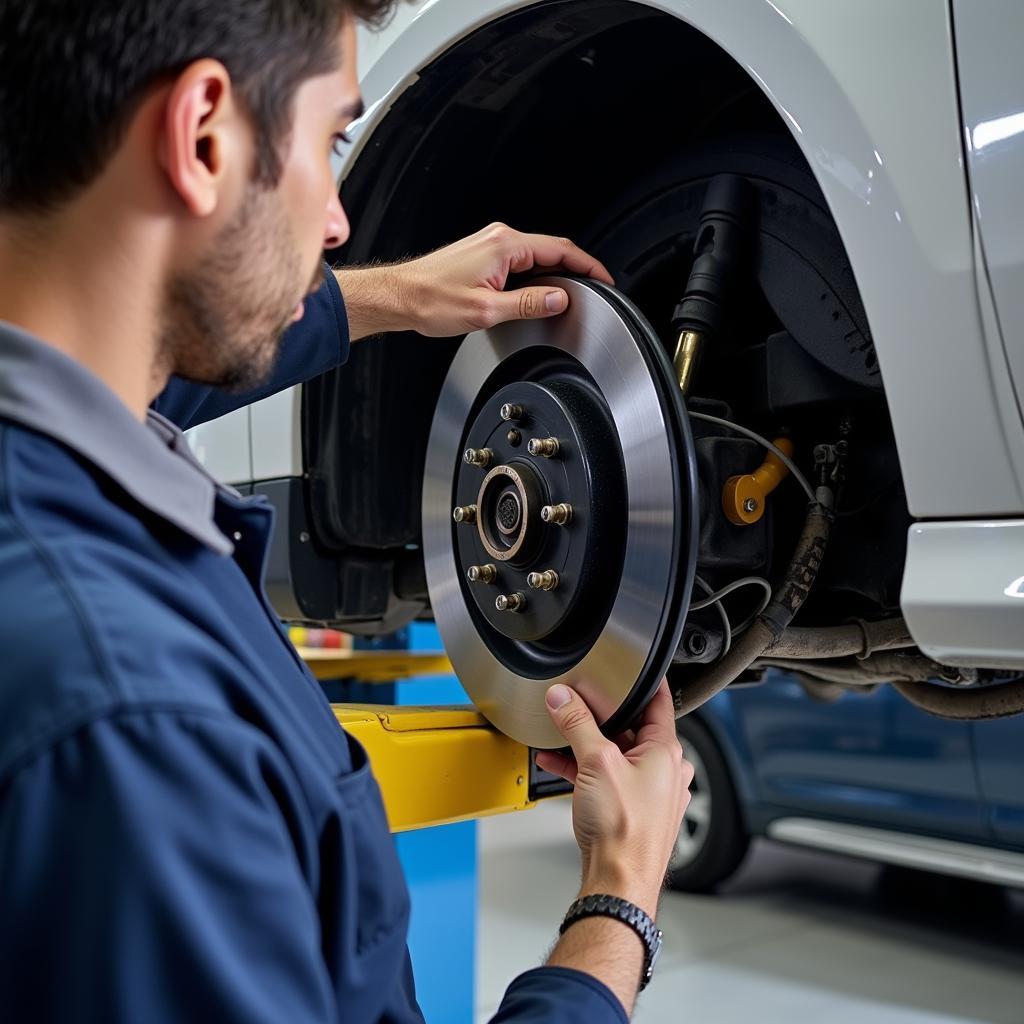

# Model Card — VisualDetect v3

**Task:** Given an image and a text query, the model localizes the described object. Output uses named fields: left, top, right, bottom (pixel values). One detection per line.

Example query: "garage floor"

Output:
left=476, top=800, right=1024, bottom=1024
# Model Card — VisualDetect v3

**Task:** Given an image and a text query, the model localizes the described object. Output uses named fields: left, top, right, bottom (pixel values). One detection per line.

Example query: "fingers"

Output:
left=516, top=232, right=615, bottom=285
left=633, top=679, right=682, bottom=749
left=545, top=684, right=610, bottom=763
left=534, top=749, right=578, bottom=785
left=485, top=285, right=569, bottom=326
left=480, top=222, right=613, bottom=285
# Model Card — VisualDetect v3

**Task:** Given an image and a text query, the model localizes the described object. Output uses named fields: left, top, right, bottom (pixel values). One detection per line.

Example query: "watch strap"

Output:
left=559, top=894, right=663, bottom=991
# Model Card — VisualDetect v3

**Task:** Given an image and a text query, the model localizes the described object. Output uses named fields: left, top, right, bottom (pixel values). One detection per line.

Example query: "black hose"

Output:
left=672, top=490, right=834, bottom=718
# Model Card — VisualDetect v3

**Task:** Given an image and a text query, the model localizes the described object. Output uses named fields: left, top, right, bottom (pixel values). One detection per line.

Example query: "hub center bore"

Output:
left=475, top=463, right=543, bottom=563
left=496, top=489, right=522, bottom=535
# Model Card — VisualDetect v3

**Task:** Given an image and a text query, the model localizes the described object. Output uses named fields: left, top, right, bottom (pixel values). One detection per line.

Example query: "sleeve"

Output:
left=151, top=263, right=350, bottom=432
left=0, top=708, right=336, bottom=1024
left=489, top=966, right=629, bottom=1023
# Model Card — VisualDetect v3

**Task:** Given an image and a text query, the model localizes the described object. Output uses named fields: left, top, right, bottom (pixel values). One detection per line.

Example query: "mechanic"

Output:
left=0, top=2, right=691, bottom=1021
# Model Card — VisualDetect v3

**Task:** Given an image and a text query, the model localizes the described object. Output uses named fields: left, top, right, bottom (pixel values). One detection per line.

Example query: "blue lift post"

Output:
left=326, top=624, right=477, bottom=1024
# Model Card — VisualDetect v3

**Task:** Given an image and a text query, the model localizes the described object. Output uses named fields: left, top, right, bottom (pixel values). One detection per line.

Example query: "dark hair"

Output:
left=0, top=0, right=395, bottom=212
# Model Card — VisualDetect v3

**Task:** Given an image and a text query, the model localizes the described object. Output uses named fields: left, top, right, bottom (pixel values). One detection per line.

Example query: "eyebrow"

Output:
left=337, top=98, right=366, bottom=124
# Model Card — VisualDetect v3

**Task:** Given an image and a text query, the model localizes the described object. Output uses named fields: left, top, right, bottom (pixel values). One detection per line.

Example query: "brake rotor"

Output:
left=422, top=276, right=697, bottom=748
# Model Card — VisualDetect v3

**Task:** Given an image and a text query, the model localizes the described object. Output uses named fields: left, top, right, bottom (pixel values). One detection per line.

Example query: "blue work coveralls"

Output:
left=0, top=270, right=627, bottom=1023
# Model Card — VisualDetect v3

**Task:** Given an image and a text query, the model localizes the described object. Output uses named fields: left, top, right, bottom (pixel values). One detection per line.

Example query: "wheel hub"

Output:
left=423, top=277, right=698, bottom=748
left=452, top=376, right=623, bottom=649
left=474, top=462, right=539, bottom=563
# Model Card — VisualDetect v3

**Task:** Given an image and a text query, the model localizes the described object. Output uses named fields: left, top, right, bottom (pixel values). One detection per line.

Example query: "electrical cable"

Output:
left=690, top=577, right=773, bottom=660
left=688, top=411, right=817, bottom=502
left=732, top=592, right=774, bottom=636
left=692, top=574, right=732, bottom=657
left=689, top=576, right=772, bottom=612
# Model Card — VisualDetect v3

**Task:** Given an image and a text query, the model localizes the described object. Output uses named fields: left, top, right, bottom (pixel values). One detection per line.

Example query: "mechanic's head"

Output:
left=0, top=0, right=395, bottom=391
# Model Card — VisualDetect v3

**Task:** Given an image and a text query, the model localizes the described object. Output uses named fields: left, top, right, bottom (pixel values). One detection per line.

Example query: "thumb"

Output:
left=545, top=684, right=605, bottom=760
left=494, top=286, right=569, bottom=325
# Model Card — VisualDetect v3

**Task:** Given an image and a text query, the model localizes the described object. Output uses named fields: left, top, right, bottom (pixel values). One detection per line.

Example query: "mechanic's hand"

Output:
left=336, top=222, right=613, bottom=341
left=402, top=222, right=614, bottom=335
left=535, top=679, right=692, bottom=916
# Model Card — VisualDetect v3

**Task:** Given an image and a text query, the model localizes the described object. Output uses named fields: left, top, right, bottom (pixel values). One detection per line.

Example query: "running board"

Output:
left=766, top=818, right=1024, bottom=889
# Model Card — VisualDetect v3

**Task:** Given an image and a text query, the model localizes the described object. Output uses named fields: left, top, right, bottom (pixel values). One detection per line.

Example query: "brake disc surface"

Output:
left=422, top=277, right=697, bottom=748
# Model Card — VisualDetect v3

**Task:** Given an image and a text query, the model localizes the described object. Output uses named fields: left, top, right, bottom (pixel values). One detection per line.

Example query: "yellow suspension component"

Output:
left=722, top=437, right=795, bottom=525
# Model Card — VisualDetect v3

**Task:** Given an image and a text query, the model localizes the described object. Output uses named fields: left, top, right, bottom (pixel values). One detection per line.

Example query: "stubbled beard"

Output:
left=158, top=185, right=315, bottom=393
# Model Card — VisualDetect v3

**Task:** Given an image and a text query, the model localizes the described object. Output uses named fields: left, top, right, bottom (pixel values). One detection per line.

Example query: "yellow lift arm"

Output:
left=298, top=648, right=545, bottom=833
left=333, top=704, right=534, bottom=832
left=300, top=648, right=455, bottom=683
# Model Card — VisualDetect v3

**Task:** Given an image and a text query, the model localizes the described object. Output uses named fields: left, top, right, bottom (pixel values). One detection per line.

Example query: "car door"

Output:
left=729, top=671, right=986, bottom=841
left=972, top=717, right=1024, bottom=850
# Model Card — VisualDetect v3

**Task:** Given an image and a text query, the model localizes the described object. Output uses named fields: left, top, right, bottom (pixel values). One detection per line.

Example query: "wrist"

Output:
left=580, top=861, right=661, bottom=919
left=560, top=894, right=663, bottom=994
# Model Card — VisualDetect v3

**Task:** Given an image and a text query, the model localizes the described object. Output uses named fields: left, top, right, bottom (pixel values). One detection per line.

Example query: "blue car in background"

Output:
left=669, top=672, right=1024, bottom=893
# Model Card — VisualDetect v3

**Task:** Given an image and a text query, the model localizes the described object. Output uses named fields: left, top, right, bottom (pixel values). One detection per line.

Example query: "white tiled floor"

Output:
left=476, top=800, right=1024, bottom=1023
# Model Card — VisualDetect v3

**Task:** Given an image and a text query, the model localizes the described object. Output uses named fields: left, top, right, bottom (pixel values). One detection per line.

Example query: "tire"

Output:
left=667, top=715, right=750, bottom=893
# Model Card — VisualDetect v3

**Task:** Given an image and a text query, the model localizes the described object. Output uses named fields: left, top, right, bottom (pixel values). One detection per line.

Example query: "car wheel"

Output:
left=667, top=715, right=750, bottom=893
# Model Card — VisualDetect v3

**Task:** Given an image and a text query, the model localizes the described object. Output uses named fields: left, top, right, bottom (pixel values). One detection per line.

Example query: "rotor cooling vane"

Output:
left=423, top=277, right=698, bottom=748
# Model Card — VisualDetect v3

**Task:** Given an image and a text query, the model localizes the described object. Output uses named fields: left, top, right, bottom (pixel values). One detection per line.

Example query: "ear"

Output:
left=159, top=60, right=237, bottom=218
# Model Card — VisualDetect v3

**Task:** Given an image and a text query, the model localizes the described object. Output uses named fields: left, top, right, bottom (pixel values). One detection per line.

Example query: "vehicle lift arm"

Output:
left=303, top=648, right=550, bottom=832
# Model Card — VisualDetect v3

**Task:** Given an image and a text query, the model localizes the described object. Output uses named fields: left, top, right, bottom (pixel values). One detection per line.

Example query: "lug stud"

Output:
left=495, top=592, right=526, bottom=613
left=452, top=504, right=477, bottom=524
left=527, top=437, right=559, bottom=458
left=540, top=503, right=573, bottom=525
left=466, top=564, right=497, bottom=584
left=500, top=403, right=524, bottom=422
left=464, top=447, right=493, bottom=468
left=527, top=570, right=560, bottom=591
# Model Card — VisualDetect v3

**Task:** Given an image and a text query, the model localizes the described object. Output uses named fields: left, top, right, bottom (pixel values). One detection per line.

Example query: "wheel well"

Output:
left=308, top=0, right=804, bottom=554
left=340, top=1, right=800, bottom=262
left=300, top=0, right=885, bottom=632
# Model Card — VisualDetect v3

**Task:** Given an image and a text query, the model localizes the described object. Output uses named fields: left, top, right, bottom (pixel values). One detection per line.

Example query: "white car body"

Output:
left=189, top=0, right=1024, bottom=669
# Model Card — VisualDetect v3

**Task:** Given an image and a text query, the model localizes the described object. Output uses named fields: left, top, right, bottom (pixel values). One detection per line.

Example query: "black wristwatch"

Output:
left=559, top=894, right=663, bottom=991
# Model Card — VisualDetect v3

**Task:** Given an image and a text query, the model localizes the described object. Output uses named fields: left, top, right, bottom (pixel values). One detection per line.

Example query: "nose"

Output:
left=324, top=189, right=350, bottom=249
